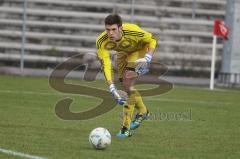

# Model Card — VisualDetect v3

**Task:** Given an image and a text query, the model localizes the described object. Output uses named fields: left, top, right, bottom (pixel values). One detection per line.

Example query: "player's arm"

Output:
left=97, top=48, right=113, bottom=84
left=140, top=29, right=157, bottom=61
left=96, top=41, right=126, bottom=105
left=135, top=27, right=157, bottom=75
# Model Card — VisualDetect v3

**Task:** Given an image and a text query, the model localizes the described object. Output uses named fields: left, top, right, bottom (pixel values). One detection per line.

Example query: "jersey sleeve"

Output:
left=96, top=34, right=113, bottom=82
left=141, top=30, right=157, bottom=49
left=129, top=24, right=157, bottom=49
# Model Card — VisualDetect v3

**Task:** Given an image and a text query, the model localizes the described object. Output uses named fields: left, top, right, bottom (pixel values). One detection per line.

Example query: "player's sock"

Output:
left=135, top=92, right=147, bottom=114
left=122, top=104, right=135, bottom=129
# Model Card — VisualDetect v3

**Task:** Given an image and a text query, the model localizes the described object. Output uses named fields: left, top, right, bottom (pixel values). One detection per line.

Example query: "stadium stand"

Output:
left=0, top=0, right=226, bottom=75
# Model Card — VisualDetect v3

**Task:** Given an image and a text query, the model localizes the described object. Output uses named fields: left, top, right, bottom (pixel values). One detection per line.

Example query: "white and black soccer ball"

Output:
left=89, top=127, right=111, bottom=150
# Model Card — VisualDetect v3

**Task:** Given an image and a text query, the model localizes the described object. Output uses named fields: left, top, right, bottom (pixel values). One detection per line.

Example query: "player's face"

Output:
left=105, top=24, right=122, bottom=41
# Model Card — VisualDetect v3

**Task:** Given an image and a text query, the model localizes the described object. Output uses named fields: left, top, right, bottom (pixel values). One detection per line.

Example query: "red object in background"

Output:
left=213, top=19, right=229, bottom=40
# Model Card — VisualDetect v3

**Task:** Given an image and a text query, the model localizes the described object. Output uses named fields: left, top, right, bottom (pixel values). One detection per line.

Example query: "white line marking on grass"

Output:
left=0, top=89, right=60, bottom=96
left=0, top=147, right=48, bottom=159
left=0, top=89, right=103, bottom=98
left=0, top=89, right=103, bottom=101
left=0, top=89, right=236, bottom=106
left=147, top=98, right=232, bottom=105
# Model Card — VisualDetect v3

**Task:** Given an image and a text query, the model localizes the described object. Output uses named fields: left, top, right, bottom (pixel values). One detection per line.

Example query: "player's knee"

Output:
left=122, top=70, right=137, bottom=93
left=121, top=81, right=130, bottom=93
left=124, top=70, right=137, bottom=79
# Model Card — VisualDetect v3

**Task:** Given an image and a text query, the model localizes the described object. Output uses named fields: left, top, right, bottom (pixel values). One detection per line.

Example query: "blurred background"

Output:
left=0, top=0, right=239, bottom=88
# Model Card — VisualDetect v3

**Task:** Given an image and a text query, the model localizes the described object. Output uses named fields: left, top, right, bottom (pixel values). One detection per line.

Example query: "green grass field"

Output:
left=0, top=75, right=240, bottom=159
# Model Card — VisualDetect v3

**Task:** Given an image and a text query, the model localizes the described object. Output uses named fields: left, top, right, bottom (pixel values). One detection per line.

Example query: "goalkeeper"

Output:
left=96, top=14, right=157, bottom=138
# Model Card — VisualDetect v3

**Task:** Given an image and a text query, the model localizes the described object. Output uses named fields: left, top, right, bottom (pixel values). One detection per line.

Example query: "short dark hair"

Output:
left=104, top=14, right=122, bottom=27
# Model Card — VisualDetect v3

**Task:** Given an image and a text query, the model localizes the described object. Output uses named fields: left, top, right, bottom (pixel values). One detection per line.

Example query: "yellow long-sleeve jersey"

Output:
left=96, top=23, right=157, bottom=81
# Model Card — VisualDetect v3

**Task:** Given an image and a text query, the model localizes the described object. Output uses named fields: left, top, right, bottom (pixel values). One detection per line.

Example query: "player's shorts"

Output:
left=117, top=45, right=148, bottom=81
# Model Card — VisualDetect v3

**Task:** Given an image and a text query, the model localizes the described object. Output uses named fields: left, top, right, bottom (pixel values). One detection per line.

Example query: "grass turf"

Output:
left=0, top=75, right=239, bottom=159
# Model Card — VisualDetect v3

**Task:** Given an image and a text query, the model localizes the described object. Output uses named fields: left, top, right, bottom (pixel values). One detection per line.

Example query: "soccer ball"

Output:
left=89, top=127, right=111, bottom=150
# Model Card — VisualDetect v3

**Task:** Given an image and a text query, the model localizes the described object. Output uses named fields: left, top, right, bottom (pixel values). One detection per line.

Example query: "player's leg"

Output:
left=116, top=53, right=135, bottom=138
left=116, top=69, right=137, bottom=138
left=127, top=49, right=149, bottom=130
left=116, top=50, right=149, bottom=137
left=116, top=51, right=147, bottom=137
left=122, top=69, right=138, bottom=125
